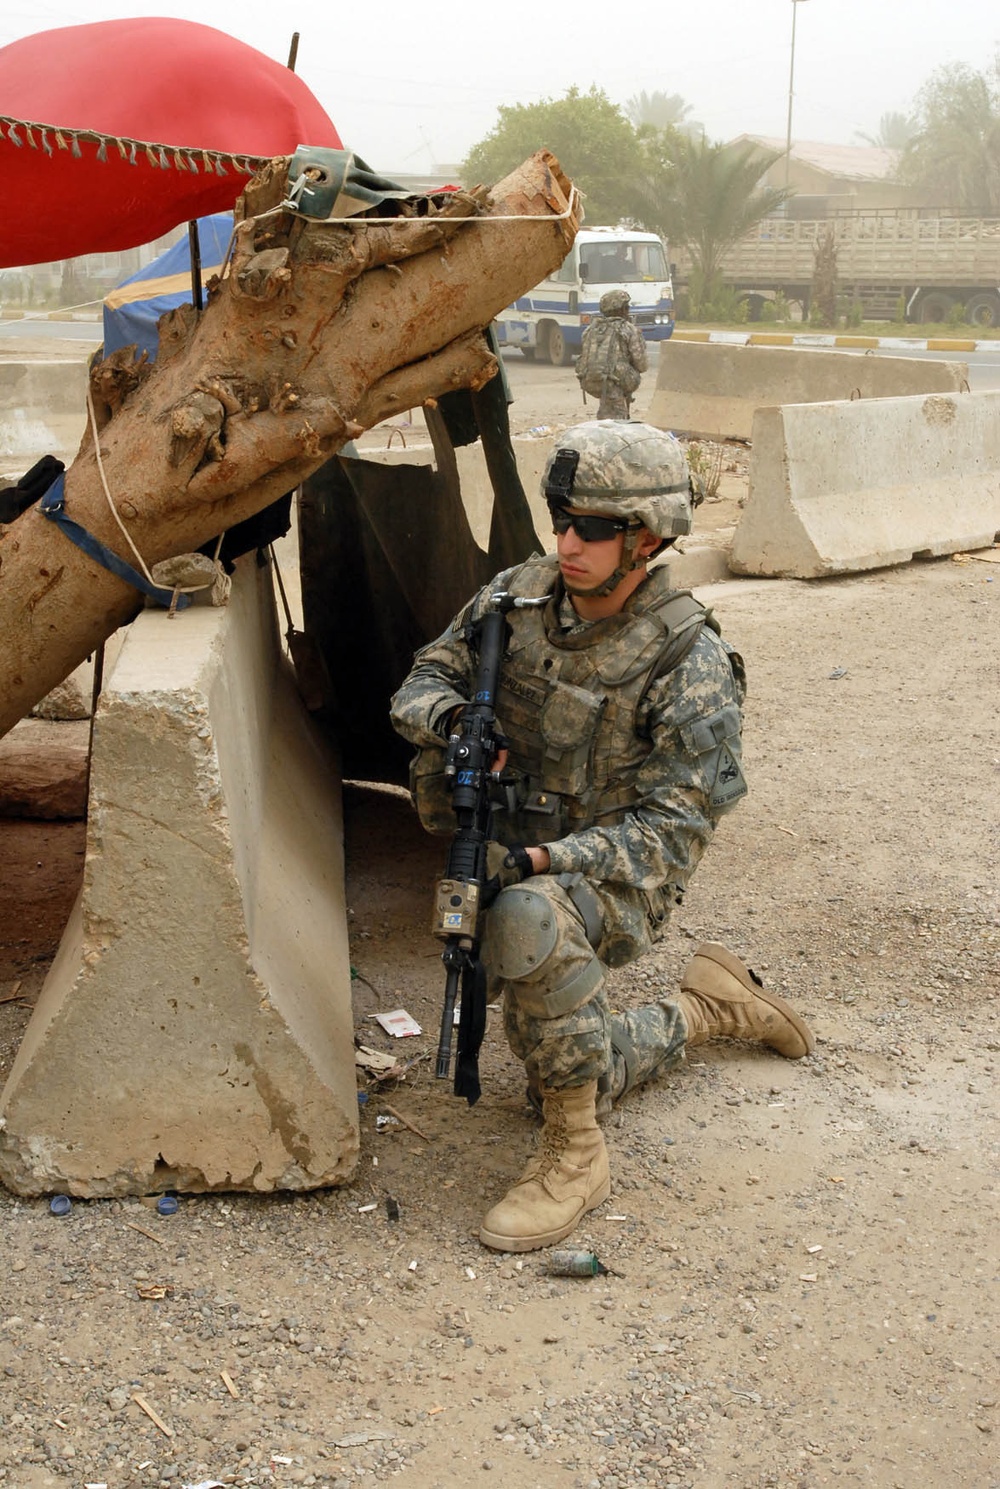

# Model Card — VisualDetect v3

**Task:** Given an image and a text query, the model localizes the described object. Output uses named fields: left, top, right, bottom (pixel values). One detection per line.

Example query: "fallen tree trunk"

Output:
left=0, top=151, right=578, bottom=739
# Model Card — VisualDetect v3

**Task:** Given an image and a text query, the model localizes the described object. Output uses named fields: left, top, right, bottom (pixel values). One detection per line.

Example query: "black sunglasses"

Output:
left=549, top=505, right=638, bottom=543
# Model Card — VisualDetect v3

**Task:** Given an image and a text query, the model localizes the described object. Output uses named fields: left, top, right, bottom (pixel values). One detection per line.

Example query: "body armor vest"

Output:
left=485, top=556, right=713, bottom=846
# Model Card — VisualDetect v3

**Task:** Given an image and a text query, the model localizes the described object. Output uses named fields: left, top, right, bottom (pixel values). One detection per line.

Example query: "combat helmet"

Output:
left=599, top=288, right=631, bottom=316
left=542, top=421, right=695, bottom=597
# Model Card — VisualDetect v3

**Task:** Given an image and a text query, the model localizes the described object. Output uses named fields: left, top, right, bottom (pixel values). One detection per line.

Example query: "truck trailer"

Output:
left=693, top=209, right=1000, bottom=326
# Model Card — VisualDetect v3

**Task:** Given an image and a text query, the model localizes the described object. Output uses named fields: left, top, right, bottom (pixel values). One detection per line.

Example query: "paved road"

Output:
left=5, top=317, right=1000, bottom=395
left=0, top=318, right=102, bottom=342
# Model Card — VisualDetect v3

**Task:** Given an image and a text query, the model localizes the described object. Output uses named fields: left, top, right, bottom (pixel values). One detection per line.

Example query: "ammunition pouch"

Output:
left=408, top=745, right=453, bottom=835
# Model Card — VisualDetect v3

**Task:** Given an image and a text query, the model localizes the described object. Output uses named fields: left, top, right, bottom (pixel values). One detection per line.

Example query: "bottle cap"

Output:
left=156, top=1195, right=179, bottom=1216
left=49, top=1194, right=72, bottom=1216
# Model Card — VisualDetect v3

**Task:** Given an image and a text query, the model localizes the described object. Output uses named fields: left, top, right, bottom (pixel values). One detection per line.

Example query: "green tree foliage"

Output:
left=900, top=61, right=1000, bottom=211
left=462, top=87, right=645, bottom=226
left=640, top=134, right=791, bottom=312
left=855, top=111, right=917, bottom=150
left=464, top=96, right=790, bottom=319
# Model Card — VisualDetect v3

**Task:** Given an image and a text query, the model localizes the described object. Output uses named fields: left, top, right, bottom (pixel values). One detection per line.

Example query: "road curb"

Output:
left=0, top=311, right=101, bottom=327
left=672, top=329, right=987, bottom=353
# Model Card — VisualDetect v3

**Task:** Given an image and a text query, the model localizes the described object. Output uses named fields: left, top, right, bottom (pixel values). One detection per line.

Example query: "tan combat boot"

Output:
left=677, top=943, right=814, bottom=1058
left=479, top=1081, right=611, bottom=1252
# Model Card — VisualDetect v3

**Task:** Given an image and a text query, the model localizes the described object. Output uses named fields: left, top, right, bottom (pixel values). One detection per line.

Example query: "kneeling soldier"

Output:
left=391, top=421, right=813, bottom=1252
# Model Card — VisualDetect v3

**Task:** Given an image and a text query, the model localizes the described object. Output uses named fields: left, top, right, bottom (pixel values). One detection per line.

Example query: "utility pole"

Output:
left=785, top=0, right=809, bottom=191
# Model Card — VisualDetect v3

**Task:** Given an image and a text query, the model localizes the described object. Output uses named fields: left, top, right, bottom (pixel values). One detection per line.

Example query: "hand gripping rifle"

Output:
left=432, top=589, right=548, bottom=1105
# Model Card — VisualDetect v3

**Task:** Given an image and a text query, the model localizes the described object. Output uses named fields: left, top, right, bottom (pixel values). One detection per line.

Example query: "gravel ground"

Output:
left=1, top=355, right=999, bottom=1488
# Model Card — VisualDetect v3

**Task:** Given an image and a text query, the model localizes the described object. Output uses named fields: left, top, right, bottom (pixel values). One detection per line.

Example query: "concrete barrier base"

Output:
left=0, top=556, right=359, bottom=1197
left=730, top=393, right=1000, bottom=578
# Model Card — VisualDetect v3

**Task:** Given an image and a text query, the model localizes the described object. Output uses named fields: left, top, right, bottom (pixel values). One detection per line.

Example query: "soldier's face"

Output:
left=556, top=509, right=626, bottom=593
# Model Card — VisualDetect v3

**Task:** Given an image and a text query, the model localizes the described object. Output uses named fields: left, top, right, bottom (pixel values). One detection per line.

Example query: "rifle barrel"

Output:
left=436, top=964, right=461, bottom=1079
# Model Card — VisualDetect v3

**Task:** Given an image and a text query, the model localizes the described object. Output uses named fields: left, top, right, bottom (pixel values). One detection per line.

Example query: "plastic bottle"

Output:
left=547, top=1248, right=607, bottom=1277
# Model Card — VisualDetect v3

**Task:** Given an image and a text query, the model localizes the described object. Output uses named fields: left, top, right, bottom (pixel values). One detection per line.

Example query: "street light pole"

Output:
left=785, top=0, right=808, bottom=191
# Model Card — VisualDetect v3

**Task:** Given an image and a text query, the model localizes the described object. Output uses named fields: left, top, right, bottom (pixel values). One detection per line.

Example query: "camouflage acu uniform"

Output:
left=577, top=314, right=648, bottom=421
left=390, top=552, right=747, bottom=1103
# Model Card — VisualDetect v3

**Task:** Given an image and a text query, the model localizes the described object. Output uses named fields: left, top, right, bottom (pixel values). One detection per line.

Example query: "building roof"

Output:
left=731, top=135, right=899, bottom=182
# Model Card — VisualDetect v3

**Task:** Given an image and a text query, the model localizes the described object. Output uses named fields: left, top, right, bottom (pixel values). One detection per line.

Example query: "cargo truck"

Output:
left=683, top=209, right=1000, bottom=326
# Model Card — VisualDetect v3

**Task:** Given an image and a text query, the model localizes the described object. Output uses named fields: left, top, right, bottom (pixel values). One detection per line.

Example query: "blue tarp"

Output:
left=102, top=214, right=233, bottom=359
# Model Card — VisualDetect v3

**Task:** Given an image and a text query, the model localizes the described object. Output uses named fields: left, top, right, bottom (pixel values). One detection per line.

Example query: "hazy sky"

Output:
left=2, top=0, right=998, bottom=174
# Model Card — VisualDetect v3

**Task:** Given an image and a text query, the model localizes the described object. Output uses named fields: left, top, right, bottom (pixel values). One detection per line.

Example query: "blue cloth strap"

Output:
left=40, top=473, right=190, bottom=610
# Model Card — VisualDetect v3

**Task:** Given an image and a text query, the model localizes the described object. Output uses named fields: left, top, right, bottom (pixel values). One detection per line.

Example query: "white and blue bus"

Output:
left=494, top=226, right=675, bottom=366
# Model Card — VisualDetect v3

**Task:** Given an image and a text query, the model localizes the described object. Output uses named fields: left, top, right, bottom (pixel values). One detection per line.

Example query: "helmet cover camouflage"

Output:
left=541, top=421, right=693, bottom=539
left=599, top=289, right=631, bottom=316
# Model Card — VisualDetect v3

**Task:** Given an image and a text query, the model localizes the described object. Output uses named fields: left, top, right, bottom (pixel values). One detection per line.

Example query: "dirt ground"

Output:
left=1, top=353, right=998, bottom=1489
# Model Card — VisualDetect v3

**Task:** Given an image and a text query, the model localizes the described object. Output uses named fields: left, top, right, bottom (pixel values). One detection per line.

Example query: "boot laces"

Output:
left=522, top=1100, right=568, bottom=1182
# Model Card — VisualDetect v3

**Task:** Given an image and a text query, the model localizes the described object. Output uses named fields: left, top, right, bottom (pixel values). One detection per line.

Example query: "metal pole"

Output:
left=286, top=32, right=300, bottom=72
left=784, top=0, right=803, bottom=192
left=187, top=220, right=203, bottom=314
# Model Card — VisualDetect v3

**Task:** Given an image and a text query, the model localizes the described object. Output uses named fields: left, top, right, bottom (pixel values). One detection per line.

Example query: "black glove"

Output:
left=480, top=842, right=534, bottom=910
left=502, top=844, right=533, bottom=882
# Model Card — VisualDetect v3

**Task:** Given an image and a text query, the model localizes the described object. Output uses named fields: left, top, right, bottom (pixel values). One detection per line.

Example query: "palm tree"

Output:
left=626, top=89, right=689, bottom=130
left=626, top=89, right=702, bottom=138
left=900, top=62, right=1000, bottom=211
left=642, top=135, right=792, bottom=295
left=855, top=111, right=916, bottom=150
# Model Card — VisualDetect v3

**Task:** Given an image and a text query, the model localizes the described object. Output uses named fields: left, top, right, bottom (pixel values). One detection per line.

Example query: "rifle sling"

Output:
left=454, top=957, right=488, bottom=1105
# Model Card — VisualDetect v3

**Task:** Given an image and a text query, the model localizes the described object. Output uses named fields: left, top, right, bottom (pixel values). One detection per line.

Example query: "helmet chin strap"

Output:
left=563, top=529, right=646, bottom=599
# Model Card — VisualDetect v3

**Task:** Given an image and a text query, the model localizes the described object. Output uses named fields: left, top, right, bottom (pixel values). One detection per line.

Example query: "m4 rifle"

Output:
left=431, top=589, right=548, bottom=1104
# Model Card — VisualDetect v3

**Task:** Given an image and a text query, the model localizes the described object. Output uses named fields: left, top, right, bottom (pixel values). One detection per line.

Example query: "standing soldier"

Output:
left=391, top=422, right=814, bottom=1254
left=576, top=289, right=648, bottom=420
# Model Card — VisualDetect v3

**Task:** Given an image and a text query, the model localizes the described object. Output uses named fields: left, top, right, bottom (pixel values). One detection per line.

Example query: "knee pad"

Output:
left=488, top=885, right=604, bottom=1019
left=487, top=886, right=560, bottom=983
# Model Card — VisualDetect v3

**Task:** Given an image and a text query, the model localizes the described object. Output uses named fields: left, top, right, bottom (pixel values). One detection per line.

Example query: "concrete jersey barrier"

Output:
left=646, top=340, right=969, bottom=442
left=0, top=556, right=359, bottom=1197
left=730, top=390, right=1000, bottom=578
left=0, top=359, right=89, bottom=475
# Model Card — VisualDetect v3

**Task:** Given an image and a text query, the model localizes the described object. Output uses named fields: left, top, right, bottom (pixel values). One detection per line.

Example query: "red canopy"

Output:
left=0, top=18, right=341, bottom=267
